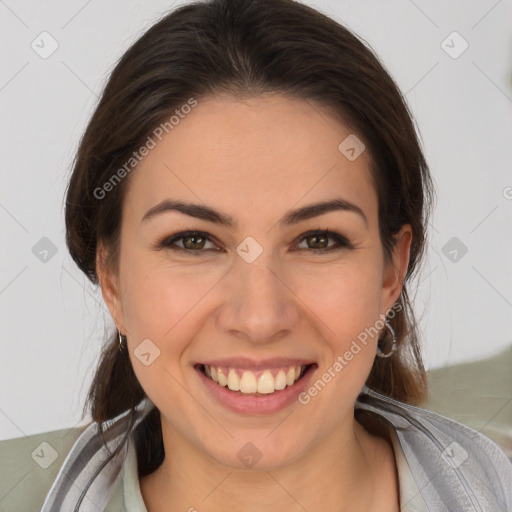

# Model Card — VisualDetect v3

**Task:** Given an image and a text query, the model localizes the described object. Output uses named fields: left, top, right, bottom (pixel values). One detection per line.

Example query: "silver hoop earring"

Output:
left=118, top=329, right=126, bottom=351
left=376, top=320, right=397, bottom=358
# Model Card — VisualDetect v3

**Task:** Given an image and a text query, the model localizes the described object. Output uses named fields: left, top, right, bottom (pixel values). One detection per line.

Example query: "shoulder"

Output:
left=356, top=385, right=512, bottom=511
left=0, top=425, right=88, bottom=512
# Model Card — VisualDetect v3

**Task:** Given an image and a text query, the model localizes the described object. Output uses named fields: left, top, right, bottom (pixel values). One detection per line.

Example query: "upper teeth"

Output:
left=203, top=364, right=304, bottom=394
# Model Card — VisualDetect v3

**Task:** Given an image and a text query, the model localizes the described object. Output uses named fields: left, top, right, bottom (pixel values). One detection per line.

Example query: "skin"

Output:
left=97, top=92, right=411, bottom=511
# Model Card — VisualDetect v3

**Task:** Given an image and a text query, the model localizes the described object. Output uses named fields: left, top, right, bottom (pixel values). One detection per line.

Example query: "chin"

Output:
left=202, top=434, right=308, bottom=472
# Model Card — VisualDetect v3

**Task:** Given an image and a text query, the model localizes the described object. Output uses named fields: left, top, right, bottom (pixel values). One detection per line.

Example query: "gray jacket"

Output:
left=28, top=385, right=512, bottom=511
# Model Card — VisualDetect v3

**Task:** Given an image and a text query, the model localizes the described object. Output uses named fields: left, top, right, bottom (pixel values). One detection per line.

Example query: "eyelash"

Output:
left=156, top=229, right=352, bottom=256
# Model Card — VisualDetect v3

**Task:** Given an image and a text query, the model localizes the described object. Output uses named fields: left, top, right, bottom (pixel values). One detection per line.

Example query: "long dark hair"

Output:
left=65, top=0, right=435, bottom=477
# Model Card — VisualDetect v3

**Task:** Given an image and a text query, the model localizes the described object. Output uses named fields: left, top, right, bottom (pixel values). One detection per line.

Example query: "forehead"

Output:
left=123, top=93, right=377, bottom=229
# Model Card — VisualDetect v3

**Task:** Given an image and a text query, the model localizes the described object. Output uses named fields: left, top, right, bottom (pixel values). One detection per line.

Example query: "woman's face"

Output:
left=98, top=92, right=411, bottom=469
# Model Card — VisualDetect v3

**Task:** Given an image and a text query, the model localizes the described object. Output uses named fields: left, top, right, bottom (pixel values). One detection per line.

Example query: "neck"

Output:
left=139, top=418, right=399, bottom=512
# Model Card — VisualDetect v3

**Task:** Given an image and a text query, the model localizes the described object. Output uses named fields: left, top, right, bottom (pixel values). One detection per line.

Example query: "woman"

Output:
left=2, top=0, right=511, bottom=510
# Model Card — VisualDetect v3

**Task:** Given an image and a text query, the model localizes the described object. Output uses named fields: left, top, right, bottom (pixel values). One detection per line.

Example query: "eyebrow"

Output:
left=141, top=197, right=368, bottom=228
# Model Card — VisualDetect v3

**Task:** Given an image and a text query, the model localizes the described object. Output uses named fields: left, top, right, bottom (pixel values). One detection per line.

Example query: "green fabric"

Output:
left=422, top=344, right=512, bottom=460
left=0, top=425, right=86, bottom=512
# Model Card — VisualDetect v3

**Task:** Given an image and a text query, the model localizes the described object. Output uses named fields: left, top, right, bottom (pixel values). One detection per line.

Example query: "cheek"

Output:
left=291, top=260, right=383, bottom=428
left=296, top=257, right=383, bottom=340
left=121, top=260, right=202, bottom=342
left=118, top=255, right=207, bottom=414
left=295, top=259, right=383, bottom=402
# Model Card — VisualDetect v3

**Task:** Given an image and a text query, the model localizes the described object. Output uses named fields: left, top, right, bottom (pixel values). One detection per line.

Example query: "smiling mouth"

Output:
left=196, top=363, right=316, bottom=396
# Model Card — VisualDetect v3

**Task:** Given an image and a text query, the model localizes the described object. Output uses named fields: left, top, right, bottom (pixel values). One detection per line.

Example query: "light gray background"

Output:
left=1, top=0, right=511, bottom=439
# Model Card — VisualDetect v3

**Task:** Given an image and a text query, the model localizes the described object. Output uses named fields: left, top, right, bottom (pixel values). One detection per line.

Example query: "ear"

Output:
left=96, top=241, right=126, bottom=332
left=380, top=224, right=412, bottom=314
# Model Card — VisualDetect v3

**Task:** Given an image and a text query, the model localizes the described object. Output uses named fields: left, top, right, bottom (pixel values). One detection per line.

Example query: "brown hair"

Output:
left=65, top=0, right=435, bottom=476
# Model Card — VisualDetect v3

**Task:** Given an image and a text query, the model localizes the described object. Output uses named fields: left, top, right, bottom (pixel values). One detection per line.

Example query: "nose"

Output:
left=217, top=255, right=301, bottom=345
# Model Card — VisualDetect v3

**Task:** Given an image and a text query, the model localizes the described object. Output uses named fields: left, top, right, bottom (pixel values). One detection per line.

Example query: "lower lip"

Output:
left=195, top=365, right=317, bottom=415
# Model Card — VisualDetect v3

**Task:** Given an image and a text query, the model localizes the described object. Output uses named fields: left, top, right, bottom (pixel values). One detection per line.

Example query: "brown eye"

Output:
left=295, top=230, right=351, bottom=253
left=304, top=233, right=330, bottom=250
left=158, top=231, right=219, bottom=256
left=181, top=233, right=207, bottom=250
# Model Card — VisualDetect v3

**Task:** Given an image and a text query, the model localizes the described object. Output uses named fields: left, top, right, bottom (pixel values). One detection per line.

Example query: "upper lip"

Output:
left=196, top=357, right=316, bottom=370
